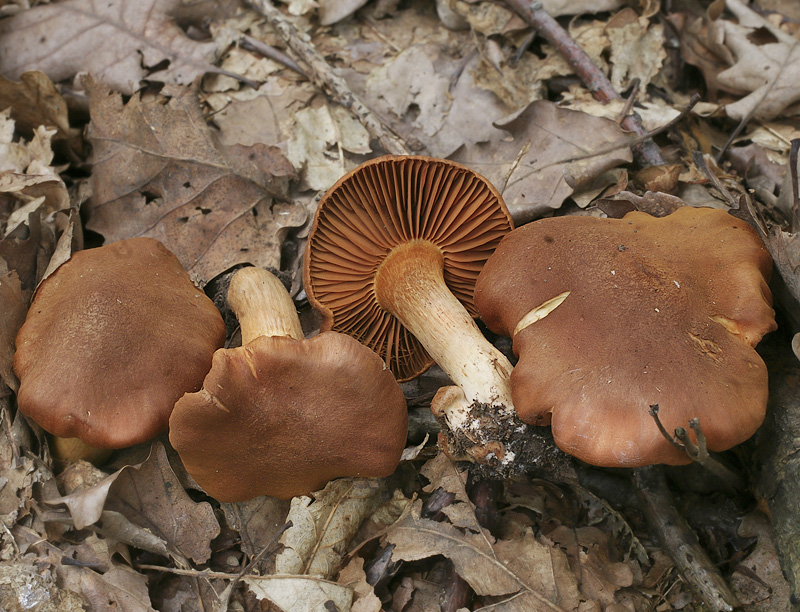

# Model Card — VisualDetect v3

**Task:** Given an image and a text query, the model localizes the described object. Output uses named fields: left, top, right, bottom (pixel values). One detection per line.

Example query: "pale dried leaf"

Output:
left=338, top=556, right=382, bottom=612
left=244, top=575, right=353, bottom=612
left=319, top=0, right=369, bottom=25
left=0, top=405, right=41, bottom=525
left=84, top=78, right=304, bottom=283
left=715, top=0, right=800, bottom=121
left=277, top=478, right=391, bottom=578
left=730, top=512, right=793, bottom=609
left=0, top=0, right=222, bottom=95
left=0, top=561, right=86, bottom=612
left=363, top=48, right=511, bottom=158
left=606, top=11, right=666, bottom=92
left=287, top=104, right=370, bottom=191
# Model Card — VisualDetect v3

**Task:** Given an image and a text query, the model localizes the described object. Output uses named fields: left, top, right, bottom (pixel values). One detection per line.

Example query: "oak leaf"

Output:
left=84, top=78, right=304, bottom=283
left=0, top=0, right=225, bottom=95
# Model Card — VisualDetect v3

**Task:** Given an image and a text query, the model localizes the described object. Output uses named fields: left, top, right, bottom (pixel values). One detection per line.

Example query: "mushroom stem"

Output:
left=228, top=268, right=303, bottom=343
left=374, top=240, right=514, bottom=419
left=50, top=436, right=113, bottom=465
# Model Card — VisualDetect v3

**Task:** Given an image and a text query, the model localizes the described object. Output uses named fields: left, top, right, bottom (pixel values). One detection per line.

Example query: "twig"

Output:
left=240, top=34, right=308, bottom=78
left=692, top=151, right=738, bottom=208
left=502, top=0, right=666, bottom=168
left=632, top=465, right=740, bottom=612
left=543, top=94, right=700, bottom=168
left=650, top=406, right=745, bottom=494
left=616, top=78, right=641, bottom=123
left=790, top=139, right=800, bottom=233
left=245, top=0, right=410, bottom=156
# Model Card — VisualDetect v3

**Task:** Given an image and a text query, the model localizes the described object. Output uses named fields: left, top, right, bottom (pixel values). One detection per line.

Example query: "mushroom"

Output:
left=303, top=155, right=521, bottom=465
left=474, top=206, right=777, bottom=467
left=13, top=237, right=226, bottom=462
left=168, top=266, right=408, bottom=502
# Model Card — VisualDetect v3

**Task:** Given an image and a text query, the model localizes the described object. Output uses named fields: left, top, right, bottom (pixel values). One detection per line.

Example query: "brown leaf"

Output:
left=0, top=71, right=70, bottom=139
left=57, top=564, right=155, bottom=612
left=0, top=403, right=43, bottom=525
left=0, top=0, right=222, bottom=95
left=0, top=266, right=26, bottom=392
left=453, top=101, right=632, bottom=223
left=50, top=443, right=220, bottom=564
left=84, top=78, right=305, bottom=283
left=730, top=512, right=793, bottom=609
left=387, top=502, right=561, bottom=605
left=221, top=496, right=290, bottom=558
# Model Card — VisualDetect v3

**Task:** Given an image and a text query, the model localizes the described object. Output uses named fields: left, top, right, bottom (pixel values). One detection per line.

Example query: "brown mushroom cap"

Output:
left=303, top=155, right=513, bottom=380
left=474, top=207, right=776, bottom=467
left=169, top=331, right=408, bottom=501
left=13, top=237, right=226, bottom=449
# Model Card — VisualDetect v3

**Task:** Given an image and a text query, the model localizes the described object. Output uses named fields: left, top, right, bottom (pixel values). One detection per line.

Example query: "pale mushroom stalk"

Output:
left=374, top=240, right=514, bottom=429
left=227, top=267, right=303, bottom=343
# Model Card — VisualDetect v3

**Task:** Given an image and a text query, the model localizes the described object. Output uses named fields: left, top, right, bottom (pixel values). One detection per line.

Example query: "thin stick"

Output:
left=240, top=34, right=308, bottom=78
left=246, top=0, right=410, bottom=156
left=502, top=0, right=666, bottom=168
left=632, top=465, right=740, bottom=612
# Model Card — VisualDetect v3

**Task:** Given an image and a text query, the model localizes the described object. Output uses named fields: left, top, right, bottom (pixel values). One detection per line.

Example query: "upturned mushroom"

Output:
left=13, top=237, right=226, bottom=462
left=168, top=266, right=408, bottom=502
left=474, top=206, right=777, bottom=467
left=303, top=155, right=521, bottom=465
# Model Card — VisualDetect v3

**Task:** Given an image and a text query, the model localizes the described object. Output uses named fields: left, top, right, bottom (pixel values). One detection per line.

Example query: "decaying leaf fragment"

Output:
left=84, top=77, right=305, bottom=283
left=0, top=0, right=224, bottom=95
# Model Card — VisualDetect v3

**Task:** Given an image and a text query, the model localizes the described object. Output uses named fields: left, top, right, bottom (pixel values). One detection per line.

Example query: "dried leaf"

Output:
left=84, top=78, right=305, bottom=283
left=0, top=71, right=70, bottom=139
left=244, top=575, right=353, bottom=612
left=338, top=556, right=382, bottom=612
left=0, top=267, right=25, bottom=391
left=222, top=496, right=291, bottom=558
left=0, top=110, right=70, bottom=225
left=454, top=101, right=632, bottom=223
left=605, top=9, right=666, bottom=92
left=50, top=443, right=220, bottom=564
left=364, top=47, right=512, bottom=158
left=0, top=405, right=43, bottom=526
left=385, top=502, right=520, bottom=598
left=0, top=0, right=222, bottom=95
left=287, top=104, right=371, bottom=191
left=277, top=478, right=391, bottom=578
left=57, top=564, right=155, bottom=612
left=319, top=0, right=369, bottom=26
left=730, top=512, right=793, bottom=609
left=715, top=0, right=800, bottom=121
left=0, top=560, right=86, bottom=612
